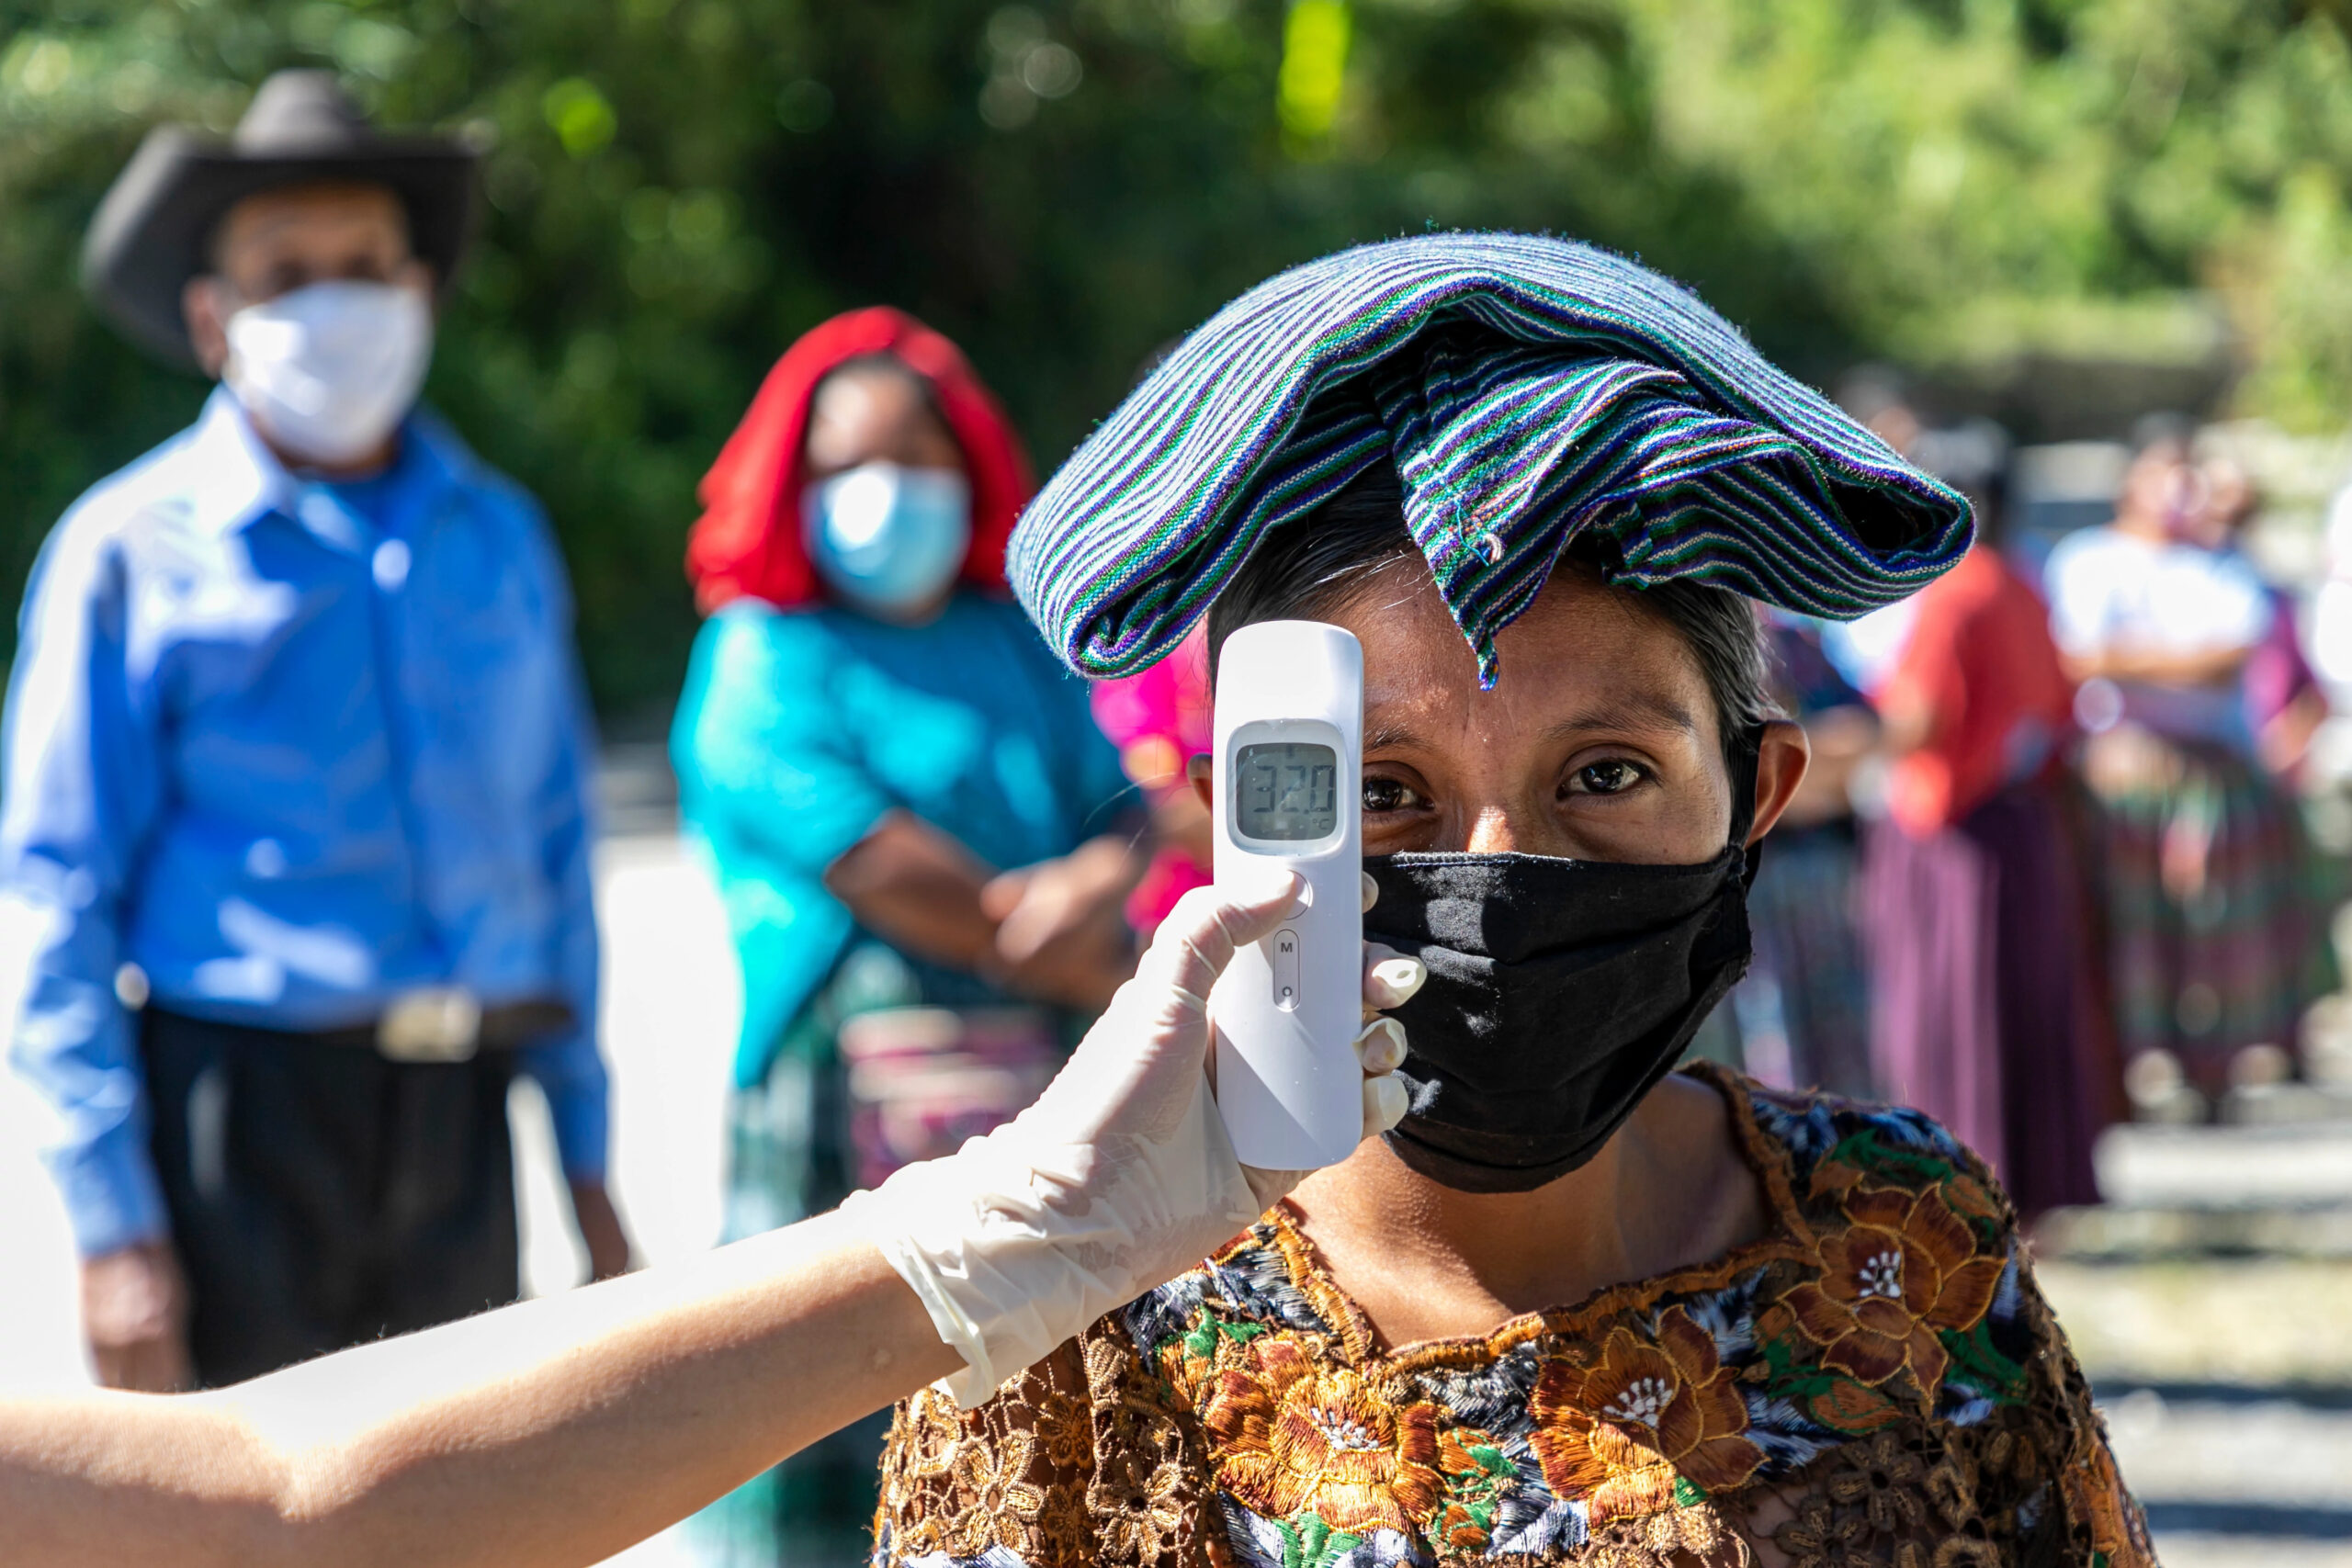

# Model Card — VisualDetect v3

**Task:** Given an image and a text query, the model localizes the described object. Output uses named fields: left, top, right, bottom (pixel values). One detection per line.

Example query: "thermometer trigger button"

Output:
left=1285, top=880, right=1313, bottom=917
left=1272, top=929, right=1303, bottom=1013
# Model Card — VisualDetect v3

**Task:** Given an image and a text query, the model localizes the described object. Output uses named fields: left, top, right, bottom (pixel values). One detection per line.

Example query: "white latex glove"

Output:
left=842, top=867, right=1419, bottom=1406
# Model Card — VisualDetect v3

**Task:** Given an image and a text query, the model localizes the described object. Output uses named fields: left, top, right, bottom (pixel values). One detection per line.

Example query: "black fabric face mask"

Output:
left=1362, top=728, right=1764, bottom=1193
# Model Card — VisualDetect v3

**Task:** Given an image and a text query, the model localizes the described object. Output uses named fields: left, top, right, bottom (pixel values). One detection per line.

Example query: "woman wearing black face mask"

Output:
left=872, top=236, right=2148, bottom=1567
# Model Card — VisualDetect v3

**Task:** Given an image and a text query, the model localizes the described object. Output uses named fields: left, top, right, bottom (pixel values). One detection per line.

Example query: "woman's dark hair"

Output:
left=1204, top=462, right=1772, bottom=759
left=2130, top=410, right=2196, bottom=460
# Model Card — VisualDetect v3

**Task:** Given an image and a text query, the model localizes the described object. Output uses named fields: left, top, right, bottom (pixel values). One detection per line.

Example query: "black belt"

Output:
left=308, top=995, right=576, bottom=1063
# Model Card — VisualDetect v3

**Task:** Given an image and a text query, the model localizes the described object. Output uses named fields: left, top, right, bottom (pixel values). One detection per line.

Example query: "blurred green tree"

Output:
left=4, top=0, right=2350, bottom=711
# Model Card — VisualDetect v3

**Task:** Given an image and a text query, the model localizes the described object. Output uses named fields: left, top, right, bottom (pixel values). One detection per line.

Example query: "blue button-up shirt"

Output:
left=3, top=389, right=606, bottom=1257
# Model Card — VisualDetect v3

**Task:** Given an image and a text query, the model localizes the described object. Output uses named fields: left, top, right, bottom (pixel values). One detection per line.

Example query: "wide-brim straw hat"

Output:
left=83, top=70, right=478, bottom=368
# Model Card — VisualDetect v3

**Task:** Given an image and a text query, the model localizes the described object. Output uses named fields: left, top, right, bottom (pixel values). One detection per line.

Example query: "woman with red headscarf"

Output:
left=671, top=309, right=1143, bottom=1559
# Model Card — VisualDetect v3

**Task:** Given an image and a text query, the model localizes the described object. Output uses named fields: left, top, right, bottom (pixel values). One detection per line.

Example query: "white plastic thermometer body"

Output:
left=1209, top=619, right=1365, bottom=1171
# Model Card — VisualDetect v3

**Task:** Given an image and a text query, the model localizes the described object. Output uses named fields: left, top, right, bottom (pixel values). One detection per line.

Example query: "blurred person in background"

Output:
left=1689, top=614, right=1877, bottom=1097
left=673, top=306, right=1144, bottom=1562
left=2194, top=455, right=2331, bottom=781
left=2045, top=417, right=2337, bottom=1111
left=2, top=72, right=627, bottom=1396
left=1859, top=443, right=2109, bottom=1218
left=1811, top=367, right=1927, bottom=696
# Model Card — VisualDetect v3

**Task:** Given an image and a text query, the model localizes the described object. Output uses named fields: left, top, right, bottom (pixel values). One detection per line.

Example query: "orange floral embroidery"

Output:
left=1160, top=1343, right=1212, bottom=1405
left=943, top=1432, right=1045, bottom=1555
left=1808, top=1156, right=1868, bottom=1201
left=1784, top=1184, right=2004, bottom=1394
left=896, top=1388, right=964, bottom=1478
left=882, top=1513, right=944, bottom=1560
left=1096, top=1447, right=1188, bottom=1557
left=1199, top=1335, right=1443, bottom=1534
left=2061, top=1438, right=2151, bottom=1564
left=1034, top=1488, right=1093, bottom=1562
left=1805, top=1370, right=1905, bottom=1435
left=1158, top=1310, right=1269, bottom=1413
left=1035, top=1390, right=1094, bottom=1470
left=1528, top=1305, right=1765, bottom=1523
left=1943, top=1170, right=2002, bottom=1225
left=1431, top=1501, right=1486, bottom=1551
left=1430, top=1426, right=1511, bottom=1551
left=1822, top=1428, right=1927, bottom=1534
left=1772, top=1493, right=1871, bottom=1568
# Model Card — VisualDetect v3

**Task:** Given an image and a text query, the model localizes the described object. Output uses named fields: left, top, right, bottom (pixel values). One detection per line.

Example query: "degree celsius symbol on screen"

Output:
left=1234, top=741, right=1340, bottom=841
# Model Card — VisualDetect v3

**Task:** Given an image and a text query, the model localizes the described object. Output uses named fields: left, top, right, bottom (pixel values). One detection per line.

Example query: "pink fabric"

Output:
left=2245, top=586, right=2319, bottom=734
left=1090, top=626, right=1212, bottom=932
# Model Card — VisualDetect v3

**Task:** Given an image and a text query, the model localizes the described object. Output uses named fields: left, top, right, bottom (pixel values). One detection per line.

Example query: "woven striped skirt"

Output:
left=2080, top=726, right=2340, bottom=1095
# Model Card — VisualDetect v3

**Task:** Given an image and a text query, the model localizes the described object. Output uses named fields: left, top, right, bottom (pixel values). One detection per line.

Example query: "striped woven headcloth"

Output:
left=1010, top=232, right=1973, bottom=685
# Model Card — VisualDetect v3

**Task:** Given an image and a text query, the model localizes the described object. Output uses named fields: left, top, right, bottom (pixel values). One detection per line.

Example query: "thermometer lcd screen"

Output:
left=1233, top=742, right=1340, bottom=841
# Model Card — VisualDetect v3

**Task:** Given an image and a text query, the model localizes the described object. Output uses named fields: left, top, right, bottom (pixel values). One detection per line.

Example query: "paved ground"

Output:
left=2, top=829, right=2347, bottom=1563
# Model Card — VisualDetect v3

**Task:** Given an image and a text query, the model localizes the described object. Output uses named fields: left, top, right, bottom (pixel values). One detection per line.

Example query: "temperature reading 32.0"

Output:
left=1233, top=741, right=1340, bottom=841
left=1211, top=620, right=1363, bottom=1170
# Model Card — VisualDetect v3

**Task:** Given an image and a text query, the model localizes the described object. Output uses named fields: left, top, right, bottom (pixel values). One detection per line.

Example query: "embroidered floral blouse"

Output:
left=872, top=1066, right=2153, bottom=1568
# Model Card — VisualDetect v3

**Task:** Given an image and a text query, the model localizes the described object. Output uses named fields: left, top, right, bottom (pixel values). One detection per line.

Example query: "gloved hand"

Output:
left=843, top=867, right=1419, bottom=1406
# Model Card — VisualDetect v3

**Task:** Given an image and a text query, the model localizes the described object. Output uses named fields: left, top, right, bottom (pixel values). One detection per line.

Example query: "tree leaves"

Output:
left=7, top=0, right=2352, bottom=709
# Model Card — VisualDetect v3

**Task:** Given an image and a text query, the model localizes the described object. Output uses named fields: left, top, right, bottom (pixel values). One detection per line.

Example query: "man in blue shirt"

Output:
left=5, top=71, right=628, bottom=1392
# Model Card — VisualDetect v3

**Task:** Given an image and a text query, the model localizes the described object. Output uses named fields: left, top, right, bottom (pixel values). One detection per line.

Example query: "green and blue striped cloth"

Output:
left=1010, top=232, right=1973, bottom=684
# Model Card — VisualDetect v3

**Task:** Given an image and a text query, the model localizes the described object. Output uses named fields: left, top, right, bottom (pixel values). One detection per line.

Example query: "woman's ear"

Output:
left=1745, top=719, right=1811, bottom=846
left=1186, top=752, right=1214, bottom=812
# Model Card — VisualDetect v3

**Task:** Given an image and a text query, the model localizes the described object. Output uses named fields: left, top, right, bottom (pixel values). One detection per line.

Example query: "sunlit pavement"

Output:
left=2037, top=1121, right=2352, bottom=1567
left=2, top=814, right=2350, bottom=1562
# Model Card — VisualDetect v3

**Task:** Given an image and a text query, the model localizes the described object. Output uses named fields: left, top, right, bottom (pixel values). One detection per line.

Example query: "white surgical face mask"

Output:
left=222, top=280, right=434, bottom=467
left=803, top=462, right=973, bottom=615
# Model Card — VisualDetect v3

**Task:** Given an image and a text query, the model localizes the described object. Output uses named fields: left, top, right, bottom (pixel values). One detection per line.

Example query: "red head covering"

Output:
left=684, top=307, right=1035, bottom=613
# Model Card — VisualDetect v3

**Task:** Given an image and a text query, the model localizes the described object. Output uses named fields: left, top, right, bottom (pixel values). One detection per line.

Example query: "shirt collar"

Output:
left=179, top=388, right=297, bottom=536
left=178, top=386, right=461, bottom=537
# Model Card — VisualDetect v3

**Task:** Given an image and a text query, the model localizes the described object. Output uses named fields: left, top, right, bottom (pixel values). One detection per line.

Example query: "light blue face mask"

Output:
left=802, top=462, right=973, bottom=615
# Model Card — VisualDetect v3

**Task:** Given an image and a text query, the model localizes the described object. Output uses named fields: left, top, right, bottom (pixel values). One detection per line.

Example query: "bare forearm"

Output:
left=824, top=809, right=1000, bottom=970
left=0, top=875, right=1412, bottom=1568
left=1, top=1212, right=955, bottom=1568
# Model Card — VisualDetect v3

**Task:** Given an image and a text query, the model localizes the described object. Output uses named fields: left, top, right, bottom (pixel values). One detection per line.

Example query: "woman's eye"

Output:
left=1363, top=776, right=1425, bottom=813
left=1567, top=760, right=1646, bottom=796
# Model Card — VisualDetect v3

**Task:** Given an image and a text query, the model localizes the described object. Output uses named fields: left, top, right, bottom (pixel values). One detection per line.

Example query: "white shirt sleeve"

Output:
left=2042, top=531, right=2116, bottom=659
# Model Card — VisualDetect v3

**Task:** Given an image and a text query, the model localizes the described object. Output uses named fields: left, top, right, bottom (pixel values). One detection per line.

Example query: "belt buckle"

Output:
left=378, top=987, right=482, bottom=1064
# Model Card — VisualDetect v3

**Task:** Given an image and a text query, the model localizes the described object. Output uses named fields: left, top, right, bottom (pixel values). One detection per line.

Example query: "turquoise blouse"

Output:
left=672, top=592, right=1131, bottom=1086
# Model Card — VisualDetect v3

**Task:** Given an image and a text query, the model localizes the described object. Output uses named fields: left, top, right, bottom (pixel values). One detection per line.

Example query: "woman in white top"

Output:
left=2043, top=417, right=2335, bottom=1108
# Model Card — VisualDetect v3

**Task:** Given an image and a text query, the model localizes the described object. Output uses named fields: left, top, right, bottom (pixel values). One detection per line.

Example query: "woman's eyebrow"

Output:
left=1543, top=694, right=1701, bottom=740
left=1363, top=718, right=1427, bottom=751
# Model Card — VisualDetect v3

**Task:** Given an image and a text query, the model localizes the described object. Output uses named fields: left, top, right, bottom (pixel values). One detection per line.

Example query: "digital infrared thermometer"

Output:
left=1208, top=619, right=1364, bottom=1171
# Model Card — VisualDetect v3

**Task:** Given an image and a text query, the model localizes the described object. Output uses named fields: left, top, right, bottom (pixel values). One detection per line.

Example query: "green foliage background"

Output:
left=6, top=0, right=2352, bottom=713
